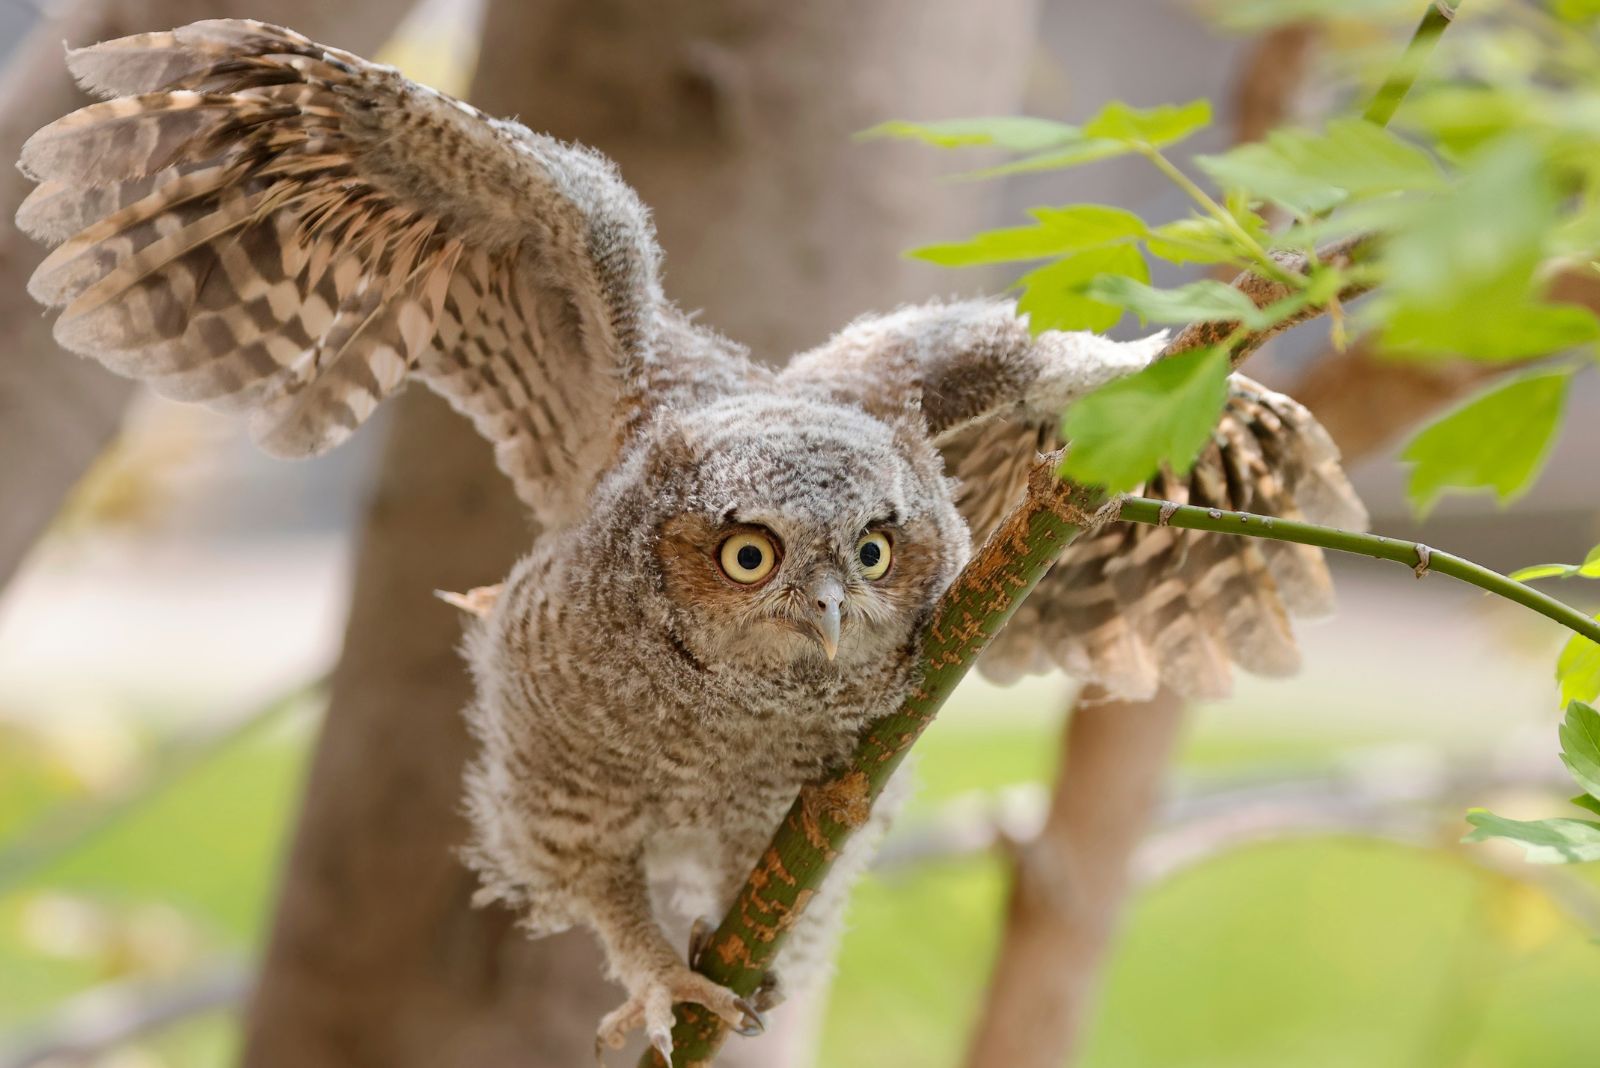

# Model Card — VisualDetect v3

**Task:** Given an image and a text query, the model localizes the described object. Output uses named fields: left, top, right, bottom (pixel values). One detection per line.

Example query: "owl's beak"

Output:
left=806, top=575, right=844, bottom=661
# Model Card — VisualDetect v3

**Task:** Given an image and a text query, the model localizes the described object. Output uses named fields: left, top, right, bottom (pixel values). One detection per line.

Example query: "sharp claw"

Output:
left=732, top=995, right=767, bottom=1037
left=649, top=1026, right=674, bottom=1064
left=594, top=1036, right=609, bottom=1067
left=687, top=916, right=713, bottom=968
left=751, top=971, right=787, bottom=1012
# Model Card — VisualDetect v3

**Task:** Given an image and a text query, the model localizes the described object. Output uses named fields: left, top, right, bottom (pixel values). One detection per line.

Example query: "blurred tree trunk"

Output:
left=240, top=3, right=1036, bottom=1066
left=964, top=689, right=1184, bottom=1068
left=0, top=0, right=416, bottom=588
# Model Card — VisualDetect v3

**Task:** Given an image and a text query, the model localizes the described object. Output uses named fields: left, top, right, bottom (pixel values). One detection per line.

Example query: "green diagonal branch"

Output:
left=646, top=465, right=1110, bottom=1067
left=646, top=235, right=1381, bottom=1067
left=1115, top=497, right=1600, bottom=645
left=647, top=3, right=1459, bottom=1057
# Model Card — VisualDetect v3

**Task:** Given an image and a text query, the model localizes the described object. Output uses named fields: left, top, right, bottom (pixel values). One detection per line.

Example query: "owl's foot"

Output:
left=593, top=965, right=765, bottom=1065
left=688, top=915, right=783, bottom=1010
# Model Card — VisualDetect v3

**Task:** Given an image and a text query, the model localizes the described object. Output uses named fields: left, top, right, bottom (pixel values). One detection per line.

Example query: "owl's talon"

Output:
left=595, top=965, right=756, bottom=1058
left=732, top=995, right=766, bottom=1036
left=687, top=915, right=714, bottom=967
left=648, top=1025, right=674, bottom=1064
left=751, top=970, right=787, bottom=1012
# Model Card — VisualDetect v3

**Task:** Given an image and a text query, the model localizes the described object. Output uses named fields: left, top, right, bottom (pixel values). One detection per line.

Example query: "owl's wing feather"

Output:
left=18, top=19, right=683, bottom=526
left=788, top=299, right=1366, bottom=701
left=971, top=376, right=1365, bottom=699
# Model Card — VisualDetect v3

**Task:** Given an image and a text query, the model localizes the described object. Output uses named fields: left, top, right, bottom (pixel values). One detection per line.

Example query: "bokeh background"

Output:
left=2, top=1, right=1599, bottom=1066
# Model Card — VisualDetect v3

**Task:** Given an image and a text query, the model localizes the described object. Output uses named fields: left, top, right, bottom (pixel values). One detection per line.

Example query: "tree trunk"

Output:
left=0, top=0, right=416, bottom=587
left=963, top=690, right=1184, bottom=1068
left=241, top=3, right=1036, bottom=1066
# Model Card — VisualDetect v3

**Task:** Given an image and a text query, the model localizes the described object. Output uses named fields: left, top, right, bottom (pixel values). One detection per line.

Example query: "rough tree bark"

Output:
left=0, top=0, right=417, bottom=587
left=241, top=3, right=1036, bottom=1066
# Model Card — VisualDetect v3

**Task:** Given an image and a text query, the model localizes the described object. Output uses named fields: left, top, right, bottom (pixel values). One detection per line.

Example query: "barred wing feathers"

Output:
left=17, top=19, right=674, bottom=526
left=944, top=376, right=1367, bottom=701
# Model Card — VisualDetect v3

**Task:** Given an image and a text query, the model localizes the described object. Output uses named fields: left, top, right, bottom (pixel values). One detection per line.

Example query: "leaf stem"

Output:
left=1364, top=1, right=1458, bottom=127
left=1116, top=496, right=1600, bottom=645
left=1138, top=145, right=1298, bottom=286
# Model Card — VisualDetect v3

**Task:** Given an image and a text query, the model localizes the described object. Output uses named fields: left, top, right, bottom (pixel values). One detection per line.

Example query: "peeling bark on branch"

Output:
left=649, top=467, right=1109, bottom=1066
left=653, top=233, right=1387, bottom=1065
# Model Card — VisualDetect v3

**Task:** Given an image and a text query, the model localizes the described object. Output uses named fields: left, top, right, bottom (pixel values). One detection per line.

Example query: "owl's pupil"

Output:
left=859, top=542, right=881, bottom=567
left=737, top=544, right=764, bottom=571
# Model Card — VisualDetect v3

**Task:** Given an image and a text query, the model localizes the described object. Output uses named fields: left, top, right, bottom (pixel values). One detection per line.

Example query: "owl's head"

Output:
left=638, top=393, right=969, bottom=673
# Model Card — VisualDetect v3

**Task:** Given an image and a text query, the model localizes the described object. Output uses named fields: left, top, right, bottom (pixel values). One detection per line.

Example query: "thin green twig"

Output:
left=1117, top=497, right=1600, bottom=645
left=1364, top=1, right=1457, bottom=126
left=1138, top=145, right=1299, bottom=286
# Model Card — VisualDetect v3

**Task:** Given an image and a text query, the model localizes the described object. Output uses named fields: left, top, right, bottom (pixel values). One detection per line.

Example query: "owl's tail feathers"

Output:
left=979, top=377, right=1366, bottom=702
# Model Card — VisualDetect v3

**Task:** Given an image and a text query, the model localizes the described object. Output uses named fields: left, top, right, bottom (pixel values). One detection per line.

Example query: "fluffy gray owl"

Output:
left=17, top=19, right=1365, bottom=1060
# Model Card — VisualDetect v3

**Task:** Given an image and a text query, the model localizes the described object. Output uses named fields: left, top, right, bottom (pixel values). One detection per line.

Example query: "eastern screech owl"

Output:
left=17, top=20, right=1366, bottom=1059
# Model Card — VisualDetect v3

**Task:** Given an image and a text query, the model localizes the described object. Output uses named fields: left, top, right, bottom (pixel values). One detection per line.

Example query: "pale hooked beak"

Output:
left=806, top=575, right=844, bottom=661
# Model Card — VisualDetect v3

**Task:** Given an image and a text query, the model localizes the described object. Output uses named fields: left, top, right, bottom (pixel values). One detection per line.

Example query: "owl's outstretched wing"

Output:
left=786, top=299, right=1367, bottom=701
left=17, top=19, right=692, bottom=527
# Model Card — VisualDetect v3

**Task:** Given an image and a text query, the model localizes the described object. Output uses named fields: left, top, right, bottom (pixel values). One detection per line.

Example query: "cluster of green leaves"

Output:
left=864, top=0, right=1600, bottom=502
left=1466, top=700, right=1600, bottom=862
left=873, top=0, right=1600, bottom=867
left=1466, top=535, right=1600, bottom=861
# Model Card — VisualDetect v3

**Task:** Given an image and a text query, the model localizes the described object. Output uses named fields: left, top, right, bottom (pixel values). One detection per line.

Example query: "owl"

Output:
left=17, top=20, right=1365, bottom=1061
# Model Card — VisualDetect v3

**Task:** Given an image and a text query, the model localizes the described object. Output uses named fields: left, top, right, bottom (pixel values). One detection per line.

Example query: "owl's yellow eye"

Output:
left=856, top=532, right=892, bottom=580
left=718, top=531, right=779, bottom=584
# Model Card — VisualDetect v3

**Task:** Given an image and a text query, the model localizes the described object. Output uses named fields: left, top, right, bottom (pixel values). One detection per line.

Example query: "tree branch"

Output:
left=1115, top=497, right=1600, bottom=645
left=648, top=233, right=1375, bottom=1065
left=1166, top=235, right=1374, bottom=366
left=646, top=468, right=1108, bottom=1066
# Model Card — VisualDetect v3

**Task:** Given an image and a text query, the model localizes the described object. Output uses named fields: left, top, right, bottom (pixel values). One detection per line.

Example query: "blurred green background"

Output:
left=6, top=0, right=1600, bottom=1065
left=4, top=648, right=1600, bottom=1066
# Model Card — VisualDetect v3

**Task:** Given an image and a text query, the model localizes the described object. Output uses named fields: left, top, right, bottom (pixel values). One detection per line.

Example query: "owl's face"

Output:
left=649, top=394, right=967, bottom=674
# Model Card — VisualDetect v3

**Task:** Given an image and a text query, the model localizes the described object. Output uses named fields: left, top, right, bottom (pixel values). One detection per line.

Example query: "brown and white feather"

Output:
left=18, top=18, right=695, bottom=527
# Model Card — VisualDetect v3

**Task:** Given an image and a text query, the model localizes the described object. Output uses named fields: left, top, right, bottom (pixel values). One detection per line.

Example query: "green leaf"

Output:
left=1015, top=244, right=1149, bottom=334
left=1380, top=299, right=1600, bottom=360
left=1372, top=137, right=1587, bottom=361
left=959, top=139, right=1136, bottom=179
left=1082, top=276, right=1260, bottom=326
left=1508, top=545, right=1600, bottom=582
left=1399, top=368, right=1573, bottom=516
left=1145, top=217, right=1251, bottom=265
left=1559, top=627, right=1600, bottom=707
left=1200, top=142, right=1344, bottom=216
left=1060, top=346, right=1231, bottom=493
left=1553, top=0, right=1600, bottom=22
left=1559, top=701, right=1600, bottom=803
left=1401, top=86, right=1541, bottom=155
left=856, top=117, right=1080, bottom=152
left=1511, top=563, right=1585, bottom=582
left=1464, top=810, right=1600, bottom=863
left=1572, top=794, right=1600, bottom=818
left=1081, top=99, right=1212, bottom=147
left=909, top=206, right=1145, bottom=266
left=959, top=99, right=1211, bottom=179
left=1196, top=118, right=1443, bottom=215
left=1213, top=0, right=1416, bottom=31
